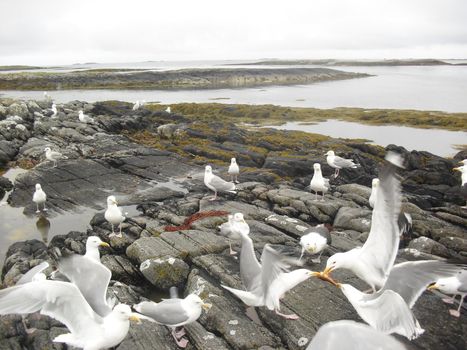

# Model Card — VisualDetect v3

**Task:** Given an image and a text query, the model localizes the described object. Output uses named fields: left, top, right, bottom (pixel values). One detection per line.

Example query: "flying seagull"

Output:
left=204, top=165, right=236, bottom=201
left=325, top=150, right=359, bottom=178
left=322, top=152, right=403, bottom=292
left=0, top=263, right=146, bottom=349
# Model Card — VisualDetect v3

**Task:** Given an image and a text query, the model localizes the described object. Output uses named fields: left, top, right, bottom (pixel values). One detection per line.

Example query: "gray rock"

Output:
left=438, top=236, right=467, bottom=254
left=140, top=257, right=189, bottom=290
left=264, top=214, right=311, bottom=239
left=333, top=206, right=372, bottom=233
left=101, top=254, right=143, bottom=285
left=7, top=103, right=29, bottom=119
left=126, top=237, right=180, bottom=264
left=408, top=237, right=450, bottom=258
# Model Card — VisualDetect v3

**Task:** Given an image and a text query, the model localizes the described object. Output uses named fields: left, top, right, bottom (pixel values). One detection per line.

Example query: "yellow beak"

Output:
left=453, top=167, right=460, bottom=172
left=307, top=247, right=315, bottom=254
left=99, top=242, right=110, bottom=248
left=310, top=270, right=340, bottom=287
left=201, top=303, right=212, bottom=311
left=427, top=283, right=438, bottom=290
left=129, top=314, right=141, bottom=322
left=323, top=266, right=334, bottom=276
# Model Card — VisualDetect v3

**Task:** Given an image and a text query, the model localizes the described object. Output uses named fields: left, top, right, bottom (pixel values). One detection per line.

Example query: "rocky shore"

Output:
left=0, top=98, right=466, bottom=350
left=0, top=67, right=369, bottom=90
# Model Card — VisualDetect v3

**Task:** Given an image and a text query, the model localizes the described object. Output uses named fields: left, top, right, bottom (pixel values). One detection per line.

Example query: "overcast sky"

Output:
left=1, top=0, right=466, bottom=65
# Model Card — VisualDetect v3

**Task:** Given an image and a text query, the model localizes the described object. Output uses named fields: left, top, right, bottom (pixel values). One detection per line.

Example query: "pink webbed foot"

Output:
left=449, top=309, right=461, bottom=317
left=275, top=310, right=300, bottom=320
left=442, top=298, right=455, bottom=304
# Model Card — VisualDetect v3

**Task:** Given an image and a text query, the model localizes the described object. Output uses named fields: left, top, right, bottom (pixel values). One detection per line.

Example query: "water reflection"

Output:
left=36, top=215, right=51, bottom=243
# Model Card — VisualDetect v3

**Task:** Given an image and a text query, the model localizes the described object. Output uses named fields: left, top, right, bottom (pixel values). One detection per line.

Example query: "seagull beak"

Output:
left=201, top=302, right=212, bottom=311
left=113, top=199, right=118, bottom=205
left=427, top=283, right=438, bottom=290
left=309, top=271, right=340, bottom=287
left=453, top=167, right=461, bottom=172
left=307, top=247, right=315, bottom=254
left=129, top=314, right=141, bottom=323
left=323, top=266, right=334, bottom=276
left=99, top=242, right=110, bottom=248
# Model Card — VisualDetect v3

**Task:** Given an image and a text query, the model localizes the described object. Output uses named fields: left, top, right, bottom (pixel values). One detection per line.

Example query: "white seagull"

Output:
left=33, top=183, right=47, bottom=213
left=299, top=224, right=332, bottom=263
left=105, top=195, right=126, bottom=237
left=325, top=150, right=359, bottom=178
left=323, top=153, right=402, bottom=292
left=309, top=163, right=330, bottom=200
left=222, top=238, right=314, bottom=320
left=165, top=106, right=171, bottom=113
left=133, top=294, right=211, bottom=348
left=453, top=161, right=467, bottom=207
left=228, top=157, right=240, bottom=183
left=78, top=110, right=94, bottom=124
left=428, top=269, right=467, bottom=317
left=0, top=263, right=145, bottom=350
left=132, top=101, right=140, bottom=111
left=204, top=165, right=236, bottom=201
left=322, top=260, right=464, bottom=340
left=51, top=103, right=58, bottom=118
left=44, top=147, right=68, bottom=168
left=217, top=213, right=250, bottom=255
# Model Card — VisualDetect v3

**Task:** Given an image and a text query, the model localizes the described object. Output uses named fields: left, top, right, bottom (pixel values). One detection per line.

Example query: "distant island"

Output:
left=0, top=67, right=370, bottom=90
left=236, top=59, right=467, bottom=66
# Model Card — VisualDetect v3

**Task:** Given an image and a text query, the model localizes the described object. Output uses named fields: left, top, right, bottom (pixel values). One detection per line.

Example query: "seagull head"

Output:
left=44, top=147, right=51, bottom=153
left=371, top=178, right=380, bottom=188
left=427, top=276, right=458, bottom=294
left=301, top=233, right=327, bottom=254
left=205, top=165, right=212, bottom=174
left=35, top=183, right=42, bottom=191
left=325, top=150, right=335, bottom=157
left=185, top=294, right=212, bottom=311
left=232, top=212, right=245, bottom=223
left=86, top=236, right=110, bottom=249
left=107, top=195, right=118, bottom=206
left=231, top=158, right=237, bottom=164
left=112, top=304, right=142, bottom=322
left=313, top=163, right=321, bottom=172
left=323, top=252, right=347, bottom=276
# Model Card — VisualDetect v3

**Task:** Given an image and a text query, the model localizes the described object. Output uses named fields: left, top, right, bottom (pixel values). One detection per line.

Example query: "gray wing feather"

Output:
left=209, top=175, right=236, bottom=192
left=16, top=262, right=49, bottom=285
left=457, top=270, right=467, bottom=293
left=382, top=261, right=464, bottom=308
left=307, top=320, right=407, bottom=350
left=135, top=300, right=189, bottom=325
left=333, top=156, right=358, bottom=168
left=58, top=254, right=112, bottom=317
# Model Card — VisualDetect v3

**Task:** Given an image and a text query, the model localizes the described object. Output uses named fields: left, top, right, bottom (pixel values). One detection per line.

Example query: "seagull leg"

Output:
left=314, top=191, right=318, bottom=201
left=449, top=295, right=465, bottom=317
left=274, top=309, right=299, bottom=320
left=173, top=327, right=186, bottom=338
left=235, top=175, right=239, bottom=184
left=171, top=328, right=189, bottom=348
left=35, top=203, right=40, bottom=213
left=442, top=295, right=456, bottom=304
left=43, top=203, right=48, bottom=211
left=311, top=251, right=324, bottom=264
left=321, top=192, right=325, bottom=201
left=209, top=191, right=217, bottom=201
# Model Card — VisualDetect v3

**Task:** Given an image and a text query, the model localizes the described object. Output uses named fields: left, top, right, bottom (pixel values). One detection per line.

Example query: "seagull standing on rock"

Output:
left=204, top=165, right=236, bottom=201
left=165, top=106, right=171, bottom=113
left=132, top=101, right=140, bottom=110
left=51, top=103, right=58, bottom=118
left=33, top=183, right=47, bottom=213
left=44, top=147, right=68, bottom=168
left=429, top=269, right=467, bottom=317
left=133, top=294, right=211, bottom=348
left=228, top=157, right=240, bottom=183
left=309, top=163, right=329, bottom=200
left=105, top=195, right=126, bottom=237
left=453, top=160, right=467, bottom=208
left=325, top=150, right=359, bottom=178
left=299, top=224, right=332, bottom=263
left=78, top=110, right=94, bottom=124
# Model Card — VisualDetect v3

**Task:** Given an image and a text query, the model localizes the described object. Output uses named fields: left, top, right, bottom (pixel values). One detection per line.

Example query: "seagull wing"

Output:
left=0, top=280, right=102, bottom=337
left=333, top=156, right=357, bottom=168
left=359, top=160, right=401, bottom=288
left=134, top=299, right=189, bottom=326
left=458, top=270, right=467, bottom=293
left=260, top=244, right=300, bottom=300
left=209, top=174, right=236, bottom=192
left=16, top=262, right=49, bottom=285
left=58, top=254, right=112, bottom=317
left=306, top=320, right=407, bottom=350
left=382, top=260, right=464, bottom=308
left=239, top=234, right=262, bottom=291
left=358, top=290, right=422, bottom=340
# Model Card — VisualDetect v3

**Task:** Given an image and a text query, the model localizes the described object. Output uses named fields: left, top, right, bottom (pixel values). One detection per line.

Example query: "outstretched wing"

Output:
left=239, top=234, right=262, bottom=291
left=382, top=260, right=464, bottom=308
left=16, top=261, right=49, bottom=285
left=0, top=280, right=102, bottom=338
left=58, top=254, right=112, bottom=317
left=359, top=157, right=402, bottom=288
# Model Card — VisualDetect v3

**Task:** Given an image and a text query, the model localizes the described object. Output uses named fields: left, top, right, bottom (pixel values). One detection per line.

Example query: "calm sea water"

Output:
left=1, top=62, right=467, bottom=112
left=265, top=120, right=467, bottom=157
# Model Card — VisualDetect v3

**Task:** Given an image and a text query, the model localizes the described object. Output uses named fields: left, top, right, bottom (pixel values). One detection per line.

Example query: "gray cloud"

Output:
left=1, top=0, right=466, bottom=65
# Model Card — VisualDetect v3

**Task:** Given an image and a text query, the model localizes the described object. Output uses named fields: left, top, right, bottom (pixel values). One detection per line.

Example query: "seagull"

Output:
left=0, top=263, right=145, bottom=350
left=453, top=160, right=467, bottom=208
left=228, top=158, right=240, bottom=183
left=309, top=163, right=330, bottom=200
left=132, top=101, right=140, bottom=111
left=105, top=195, right=126, bottom=237
left=33, top=183, right=47, bottom=213
left=325, top=150, right=359, bottom=178
left=43, top=91, right=51, bottom=101
left=204, top=165, right=236, bottom=201
left=133, top=294, right=211, bottom=348
left=322, top=152, right=402, bottom=292
left=222, top=239, right=314, bottom=320
left=306, top=320, right=407, bottom=350
left=78, top=110, right=94, bottom=124
left=319, top=260, right=464, bottom=340
left=299, top=224, right=332, bottom=263
left=368, top=178, right=413, bottom=248
left=51, top=103, right=58, bottom=118
left=165, top=106, right=171, bottom=113
left=217, top=213, right=250, bottom=255
left=428, top=269, right=467, bottom=317
left=58, top=238, right=114, bottom=318
left=44, top=147, right=68, bottom=168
